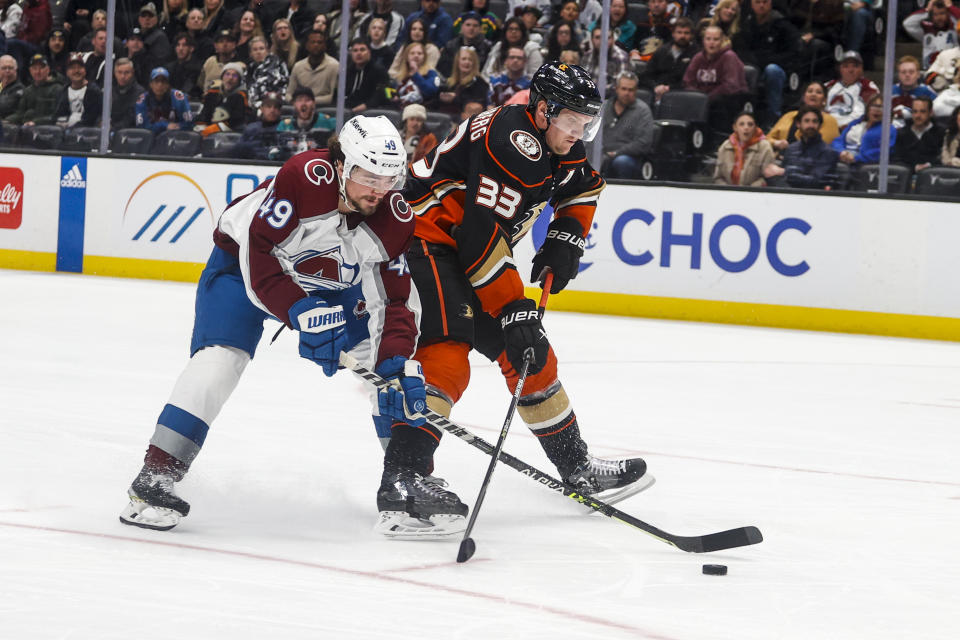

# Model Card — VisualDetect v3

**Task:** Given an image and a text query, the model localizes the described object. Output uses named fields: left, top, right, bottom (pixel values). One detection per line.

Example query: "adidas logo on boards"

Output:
left=60, top=164, right=86, bottom=188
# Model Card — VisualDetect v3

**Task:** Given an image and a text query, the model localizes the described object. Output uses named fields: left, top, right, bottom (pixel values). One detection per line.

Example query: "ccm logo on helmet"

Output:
left=304, top=158, right=335, bottom=186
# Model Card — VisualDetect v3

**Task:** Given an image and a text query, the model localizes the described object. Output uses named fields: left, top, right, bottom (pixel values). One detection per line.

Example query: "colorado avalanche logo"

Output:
left=291, top=246, right=360, bottom=290
left=510, top=130, right=542, bottom=161
left=390, top=192, right=413, bottom=222
left=353, top=299, right=368, bottom=319
left=303, top=158, right=335, bottom=186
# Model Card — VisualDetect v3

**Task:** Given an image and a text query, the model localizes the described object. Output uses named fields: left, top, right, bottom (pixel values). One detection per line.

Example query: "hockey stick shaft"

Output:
left=340, top=348, right=763, bottom=554
left=456, top=275, right=553, bottom=562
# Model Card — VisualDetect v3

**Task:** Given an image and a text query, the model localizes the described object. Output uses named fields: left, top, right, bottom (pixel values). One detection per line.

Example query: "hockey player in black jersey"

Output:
left=375, top=63, right=655, bottom=535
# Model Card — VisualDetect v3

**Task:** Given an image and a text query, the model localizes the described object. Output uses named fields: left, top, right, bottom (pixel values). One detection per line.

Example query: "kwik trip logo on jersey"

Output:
left=0, top=167, right=24, bottom=230
left=123, top=171, right=213, bottom=243
left=60, top=163, right=86, bottom=188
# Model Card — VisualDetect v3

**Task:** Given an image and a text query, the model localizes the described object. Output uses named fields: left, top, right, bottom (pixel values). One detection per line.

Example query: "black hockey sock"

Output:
left=143, top=444, right=189, bottom=482
left=382, top=424, right=440, bottom=480
left=530, top=412, right=589, bottom=476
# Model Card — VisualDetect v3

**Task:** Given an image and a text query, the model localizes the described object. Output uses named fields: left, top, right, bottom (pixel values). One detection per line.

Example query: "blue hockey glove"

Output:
left=375, top=356, right=427, bottom=427
left=288, top=296, right=348, bottom=377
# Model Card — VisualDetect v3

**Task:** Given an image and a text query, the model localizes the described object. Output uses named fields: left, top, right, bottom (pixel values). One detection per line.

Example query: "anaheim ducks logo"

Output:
left=303, top=158, right=335, bottom=185
left=510, top=130, right=542, bottom=161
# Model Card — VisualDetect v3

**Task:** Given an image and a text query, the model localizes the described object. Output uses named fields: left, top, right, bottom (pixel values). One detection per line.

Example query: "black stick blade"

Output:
left=457, top=537, right=476, bottom=563
left=697, top=526, right=764, bottom=553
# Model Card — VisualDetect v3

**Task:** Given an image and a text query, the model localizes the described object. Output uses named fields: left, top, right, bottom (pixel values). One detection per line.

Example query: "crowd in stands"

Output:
left=1, top=0, right=960, bottom=193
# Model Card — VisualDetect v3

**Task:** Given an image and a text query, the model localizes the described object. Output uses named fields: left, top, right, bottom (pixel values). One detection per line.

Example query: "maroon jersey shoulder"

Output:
left=271, top=149, right=341, bottom=219
left=361, top=191, right=417, bottom=260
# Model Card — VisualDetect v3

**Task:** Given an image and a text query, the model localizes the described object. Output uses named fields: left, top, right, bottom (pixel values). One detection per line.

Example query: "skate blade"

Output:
left=583, top=474, right=657, bottom=513
left=374, top=511, right=466, bottom=540
left=119, top=498, right=182, bottom=531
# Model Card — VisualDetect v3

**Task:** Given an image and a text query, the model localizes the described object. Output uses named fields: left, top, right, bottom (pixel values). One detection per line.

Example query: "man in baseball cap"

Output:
left=55, top=52, right=102, bottom=128
left=237, top=91, right=286, bottom=159
left=8, top=54, right=63, bottom=126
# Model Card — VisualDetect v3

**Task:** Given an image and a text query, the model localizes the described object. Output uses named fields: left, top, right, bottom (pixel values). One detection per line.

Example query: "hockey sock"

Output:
left=143, top=444, right=189, bottom=481
left=528, top=411, right=589, bottom=475
left=382, top=423, right=440, bottom=479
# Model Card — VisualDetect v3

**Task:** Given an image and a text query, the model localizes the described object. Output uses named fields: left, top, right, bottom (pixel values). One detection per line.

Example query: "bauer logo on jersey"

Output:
left=510, top=130, right=542, bottom=161
left=303, top=158, right=335, bottom=186
left=60, top=163, right=86, bottom=188
left=291, top=246, right=361, bottom=290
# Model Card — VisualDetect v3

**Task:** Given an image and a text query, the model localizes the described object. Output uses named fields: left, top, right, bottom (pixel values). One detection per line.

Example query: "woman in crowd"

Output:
left=271, top=18, right=301, bottom=72
left=483, top=17, right=543, bottom=79
left=544, top=20, right=580, bottom=61
left=454, top=0, right=501, bottom=41
left=389, top=18, right=440, bottom=81
left=393, top=41, right=443, bottom=107
left=708, top=0, right=741, bottom=40
left=246, top=35, right=289, bottom=109
left=43, top=28, right=70, bottom=79
left=715, top=111, right=783, bottom=186
left=832, top=94, right=897, bottom=164
left=588, top=0, right=635, bottom=50
left=366, top=17, right=395, bottom=70
left=437, top=47, right=489, bottom=116
left=201, top=0, right=226, bottom=40
left=768, top=81, right=840, bottom=151
left=400, top=103, right=438, bottom=163
left=312, top=13, right=328, bottom=36
left=160, top=0, right=189, bottom=43
left=940, top=105, right=960, bottom=167
left=234, top=9, right=264, bottom=63
left=557, top=0, right=582, bottom=38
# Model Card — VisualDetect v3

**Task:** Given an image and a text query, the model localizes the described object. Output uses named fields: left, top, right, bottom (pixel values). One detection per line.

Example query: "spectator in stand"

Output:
left=631, top=0, right=674, bottom=63
left=327, top=0, right=367, bottom=50
left=714, top=111, right=782, bottom=186
left=392, top=41, right=443, bottom=107
left=782, top=105, right=840, bottom=189
left=270, top=19, right=301, bottom=73
left=683, top=25, right=749, bottom=134
left=733, top=0, right=801, bottom=127
left=111, top=58, right=144, bottom=129
left=389, top=18, right=440, bottom=80
left=126, top=28, right=153, bottom=87
left=437, top=46, right=488, bottom=116
left=76, top=10, right=122, bottom=56
left=891, top=55, right=938, bottom=126
left=1, top=0, right=23, bottom=42
left=246, top=35, right=288, bottom=110
left=438, top=12, right=490, bottom=77
left=824, top=50, right=878, bottom=129
left=281, top=0, right=317, bottom=40
left=643, top=17, right=697, bottom=100
left=787, top=0, right=843, bottom=81
left=82, top=27, right=110, bottom=88
left=54, top=51, right=102, bottom=128
left=586, top=0, right=634, bottom=50
left=161, top=0, right=190, bottom=44
left=399, top=0, right=453, bottom=48
left=508, top=0, right=553, bottom=27
left=399, top=102, right=437, bottom=162
left=933, top=72, right=960, bottom=116
left=237, top=91, right=284, bottom=160
left=903, top=0, right=960, bottom=70
left=555, top=1, right=583, bottom=38
left=483, top=17, right=543, bottom=79
left=344, top=38, right=387, bottom=113
left=832, top=93, right=896, bottom=165
left=519, top=7, right=546, bottom=47
left=558, top=49, right=580, bottom=66
left=707, top=0, right=741, bottom=40
left=16, top=0, right=52, bottom=47
left=355, top=0, right=404, bottom=48
left=489, top=45, right=531, bottom=106
left=0, top=55, right=25, bottom=121
left=893, top=96, right=945, bottom=172
left=139, top=3, right=174, bottom=71
left=63, top=1, right=97, bottom=48
left=460, top=99, right=485, bottom=119
left=582, top=25, right=630, bottom=93
left=194, top=62, right=251, bottom=136
left=8, top=54, right=62, bottom=126
left=367, top=18, right=396, bottom=70
left=285, top=30, right=339, bottom=106
left=768, top=80, right=840, bottom=151
left=277, top=85, right=336, bottom=150
left=185, top=8, right=215, bottom=62
left=234, top=10, right=264, bottom=63
left=198, top=28, right=239, bottom=95
left=43, top=27, right=70, bottom=80
left=544, top=21, right=581, bottom=63
left=170, top=33, right=203, bottom=99
left=201, top=0, right=227, bottom=41
left=600, top=70, right=654, bottom=179
left=314, top=13, right=330, bottom=35
left=843, top=0, right=878, bottom=59
left=455, top=0, right=501, bottom=42
left=135, top=66, right=193, bottom=133
left=940, top=104, right=960, bottom=166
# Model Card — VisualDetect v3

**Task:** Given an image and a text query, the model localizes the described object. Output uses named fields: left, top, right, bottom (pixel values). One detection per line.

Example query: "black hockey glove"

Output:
left=499, top=298, right=550, bottom=375
left=531, top=217, right=586, bottom=294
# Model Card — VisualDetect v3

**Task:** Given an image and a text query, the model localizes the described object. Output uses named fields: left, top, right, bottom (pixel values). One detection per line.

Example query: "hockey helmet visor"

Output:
left=345, top=165, right=405, bottom=192
left=530, top=62, right=603, bottom=141
left=548, top=109, right=602, bottom=142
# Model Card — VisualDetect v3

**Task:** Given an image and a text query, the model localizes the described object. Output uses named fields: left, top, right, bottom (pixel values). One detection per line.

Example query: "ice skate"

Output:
left=119, top=467, right=190, bottom=531
left=563, top=455, right=655, bottom=506
left=375, top=470, right=468, bottom=539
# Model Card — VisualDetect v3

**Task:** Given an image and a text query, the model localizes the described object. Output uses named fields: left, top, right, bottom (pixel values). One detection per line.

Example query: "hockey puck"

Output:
left=702, top=564, right=728, bottom=576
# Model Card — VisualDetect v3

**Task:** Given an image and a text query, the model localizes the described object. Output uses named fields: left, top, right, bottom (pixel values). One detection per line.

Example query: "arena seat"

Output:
left=425, top=111, right=453, bottom=138
left=0, top=123, right=20, bottom=147
left=61, top=126, right=103, bottom=152
left=655, top=90, right=710, bottom=156
left=914, top=167, right=960, bottom=197
left=20, top=125, right=64, bottom=150
left=636, top=88, right=653, bottom=109
left=628, top=3, right=649, bottom=25
left=111, top=128, right=155, bottom=155
left=848, top=163, right=912, bottom=194
left=153, top=130, right=203, bottom=157
left=362, top=108, right=403, bottom=127
left=201, top=132, right=243, bottom=158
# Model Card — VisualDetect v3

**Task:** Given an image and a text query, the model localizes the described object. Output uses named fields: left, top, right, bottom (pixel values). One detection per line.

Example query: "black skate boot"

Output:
left=562, top=455, right=655, bottom=505
left=119, top=446, right=190, bottom=531
left=375, top=468, right=468, bottom=539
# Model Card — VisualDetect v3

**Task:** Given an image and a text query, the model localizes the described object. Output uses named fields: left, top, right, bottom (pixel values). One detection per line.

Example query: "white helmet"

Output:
left=338, top=115, right=407, bottom=196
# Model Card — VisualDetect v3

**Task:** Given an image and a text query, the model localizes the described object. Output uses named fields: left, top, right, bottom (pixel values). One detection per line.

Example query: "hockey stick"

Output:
left=456, top=273, right=554, bottom=563
left=340, top=366, right=763, bottom=552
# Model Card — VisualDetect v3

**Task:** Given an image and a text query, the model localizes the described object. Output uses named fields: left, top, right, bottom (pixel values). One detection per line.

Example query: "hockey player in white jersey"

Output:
left=119, top=115, right=468, bottom=537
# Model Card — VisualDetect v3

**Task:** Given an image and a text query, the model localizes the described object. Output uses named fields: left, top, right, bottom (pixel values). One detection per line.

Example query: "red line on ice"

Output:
left=0, top=520, right=676, bottom=639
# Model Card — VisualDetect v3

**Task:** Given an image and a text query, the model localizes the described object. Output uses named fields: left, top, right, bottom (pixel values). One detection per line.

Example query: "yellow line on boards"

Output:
left=83, top=256, right=204, bottom=283
left=0, top=249, right=57, bottom=272
left=526, top=287, right=960, bottom=343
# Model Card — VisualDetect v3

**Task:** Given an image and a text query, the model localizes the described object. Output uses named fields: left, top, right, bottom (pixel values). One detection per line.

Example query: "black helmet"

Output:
left=528, top=62, right=603, bottom=140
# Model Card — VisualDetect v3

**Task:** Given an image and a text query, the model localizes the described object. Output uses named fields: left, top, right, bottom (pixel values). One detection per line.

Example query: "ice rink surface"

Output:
left=1, top=270, right=958, bottom=639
